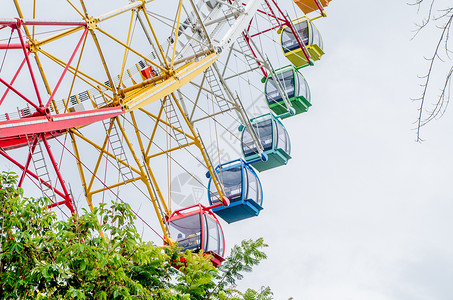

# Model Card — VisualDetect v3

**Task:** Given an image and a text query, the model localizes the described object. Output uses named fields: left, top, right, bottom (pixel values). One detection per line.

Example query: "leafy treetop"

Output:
left=0, top=171, right=272, bottom=299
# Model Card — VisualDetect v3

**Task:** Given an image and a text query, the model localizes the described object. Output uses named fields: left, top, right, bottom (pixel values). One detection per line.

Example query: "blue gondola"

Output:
left=241, top=113, right=291, bottom=171
left=207, top=159, right=263, bottom=223
left=265, top=65, right=311, bottom=118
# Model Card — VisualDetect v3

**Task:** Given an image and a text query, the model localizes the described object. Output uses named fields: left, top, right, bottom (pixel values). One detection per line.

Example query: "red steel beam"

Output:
left=41, top=135, right=75, bottom=213
left=250, top=25, right=280, bottom=37
left=22, top=20, right=87, bottom=26
left=18, top=136, right=38, bottom=187
left=0, top=56, right=28, bottom=106
left=0, top=107, right=124, bottom=138
left=0, top=131, right=64, bottom=150
left=0, top=76, right=40, bottom=111
left=0, top=43, right=28, bottom=49
left=0, top=148, right=68, bottom=200
left=270, top=0, right=311, bottom=64
left=45, top=28, right=88, bottom=109
left=263, top=0, right=282, bottom=26
left=0, top=19, right=86, bottom=27
left=15, top=24, right=44, bottom=108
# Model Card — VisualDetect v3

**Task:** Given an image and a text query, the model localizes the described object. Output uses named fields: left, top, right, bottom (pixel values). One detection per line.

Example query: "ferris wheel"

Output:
left=0, top=0, right=332, bottom=266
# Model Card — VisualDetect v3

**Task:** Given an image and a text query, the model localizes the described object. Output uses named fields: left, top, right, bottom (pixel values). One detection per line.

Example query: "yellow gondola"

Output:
left=280, top=17, right=324, bottom=68
left=294, top=0, right=332, bottom=15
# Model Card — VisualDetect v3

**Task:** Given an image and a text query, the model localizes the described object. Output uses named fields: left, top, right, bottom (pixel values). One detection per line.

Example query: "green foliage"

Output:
left=219, top=238, right=268, bottom=283
left=0, top=172, right=272, bottom=299
left=229, top=286, right=274, bottom=300
left=173, top=250, right=217, bottom=299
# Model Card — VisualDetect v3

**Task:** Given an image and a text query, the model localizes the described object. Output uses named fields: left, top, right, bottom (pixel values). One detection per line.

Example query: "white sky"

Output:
left=231, top=0, right=453, bottom=299
left=1, top=0, right=453, bottom=299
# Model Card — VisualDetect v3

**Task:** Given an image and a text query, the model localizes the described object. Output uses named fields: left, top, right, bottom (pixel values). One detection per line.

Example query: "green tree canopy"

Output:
left=0, top=172, right=271, bottom=299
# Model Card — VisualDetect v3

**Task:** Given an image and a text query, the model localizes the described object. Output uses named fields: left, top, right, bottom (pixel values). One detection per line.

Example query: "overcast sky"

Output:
left=1, top=0, right=453, bottom=299
left=230, top=0, right=453, bottom=299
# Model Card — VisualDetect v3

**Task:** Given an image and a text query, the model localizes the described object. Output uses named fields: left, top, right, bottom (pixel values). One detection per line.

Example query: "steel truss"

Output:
left=0, top=0, right=265, bottom=245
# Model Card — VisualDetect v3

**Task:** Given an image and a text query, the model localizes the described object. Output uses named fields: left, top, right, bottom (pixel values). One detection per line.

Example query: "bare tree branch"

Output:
left=409, top=0, right=436, bottom=39
left=411, top=0, right=453, bottom=142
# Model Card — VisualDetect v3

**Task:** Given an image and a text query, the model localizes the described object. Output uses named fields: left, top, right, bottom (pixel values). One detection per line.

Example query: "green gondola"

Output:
left=265, top=65, right=311, bottom=118
left=241, top=113, right=291, bottom=171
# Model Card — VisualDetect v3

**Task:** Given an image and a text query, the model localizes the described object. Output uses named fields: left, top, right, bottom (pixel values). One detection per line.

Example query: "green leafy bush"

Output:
left=0, top=172, right=271, bottom=299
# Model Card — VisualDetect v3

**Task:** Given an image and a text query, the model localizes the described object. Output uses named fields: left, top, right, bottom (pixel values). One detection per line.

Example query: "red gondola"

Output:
left=167, top=203, right=226, bottom=267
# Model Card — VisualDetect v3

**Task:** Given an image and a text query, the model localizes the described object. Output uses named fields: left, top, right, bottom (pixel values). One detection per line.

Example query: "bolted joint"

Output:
left=86, top=17, right=98, bottom=30
left=14, top=18, right=22, bottom=29
left=28, top=39, right=39, bottom=53
left=38, top=106, right=51, bottom=119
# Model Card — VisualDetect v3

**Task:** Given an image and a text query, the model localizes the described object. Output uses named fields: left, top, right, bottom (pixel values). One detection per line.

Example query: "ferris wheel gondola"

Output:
left=280, top=17, right=324, bottom=68
left=265, top=65, right=311, bottom=118
left=0, top=0, right=334, bottom=269
left=294, top=0, right=332, bottom=15
left=241, top=114, right=291, bottom=172
left=168, top=203, right=225, bottom=267
left=207, top=159, right=263, bottom=224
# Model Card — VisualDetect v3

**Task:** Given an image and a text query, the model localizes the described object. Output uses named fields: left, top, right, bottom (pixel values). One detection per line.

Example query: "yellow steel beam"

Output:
left=38, top=48, right=112, bottom=92
left=69, top=131, right=92, bottom=210
left=62, top=97, right=70, bottom=113
left=124, top=53, right=218, bottom=111
left=130, top=111, right=171, bottom=218
left=88, top=28, right=118, bottom=104
left=139, top=108, right=195, bottom=140
left=32, top=0, right=36, bottom=39
left=139, top=6, right=169, bottom=68
left=89, top=176, right=143, bottom=196
left=96, top=1, right=154, bottom=23
left=170, top=0, right=183, bottom=70
left=32, top=54, right=53, bottom=96
left=143, top=104, right=165, bottom=157
left=51, top=99, right=59, bottom=114
left=36, top=26, right=85, bottom=48
left=118, top=10, right=135, bottom=89
left=189, top=81, right=232, bottom=105
left=170, top=92, right=226, bottom=202
left=127, top=68, right=137, bottom=85
left=13, top=0, right=30, bottom=37
left=86, top=90, right=99, bottom=109
left=66, top=0, right=85, bottom=18
left=71, top=128, right=142, bottom=176
left=147, top=141, right=196, bottom=159
left=114, top=116, right=173, bottom=220
left=121, top=73, right=166, bottom=94
left=96, top=26, right=166, bottom=73
left=85, top=124, right=112, bottom=193
left=114, top=118, right=145, bottom=181
left=79, top=0, right=90, bottom=18
left=116, top=114, right=172, bottom=243
left=142, top=159, right=173, bottom=243
left=65, top=33, right=89, bottom=113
